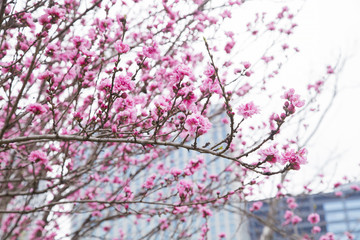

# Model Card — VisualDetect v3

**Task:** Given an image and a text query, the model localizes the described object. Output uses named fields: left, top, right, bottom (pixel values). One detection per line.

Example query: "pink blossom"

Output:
left=242, top=62, right=251, bottom=69
left=177, top=179, right=193, bottom=200
left=219, top=233, right=226, bottom=239
left=291, top=215, right=302, bottom=225
left=184, top=156, right=204, bottom=175
left=290, top=94, right=305, bottom=108
left=20, top=13, right=36, bottom=30
left=250, top=201, right=263, bottom=212
left=284, top=210, right=293, bottom=220
left=143, top=42, right=160, bottom=59
left=312, top=226, right=321, bottom=234
left=184, top=113, right=212, bottom=135
left=173, top=206, right=188, bottom=215
left=237, top=101, right=260, bottom=119
left=282, top=88, right=295, bottom=100
left=199, top=206, right=212, bottom=218
left=319, top=233, right=335, bottom=240
left=280, top=148, right=307, bottom=170
left=204, top=65, right=215, bottom=77
left=39, top=14, right=51, bottom=25
left=236, top=83, right=252, bottom=96
left=335, top=191, right=343, bottom=197
left=114, top=74, right=135, bottom=91
left=170, top=167, right=183, bottom=177
left=29, top=150, right=48, bottom=165
left=261, top=55, right=274, bottom=63
left=258, top=145, right=279, bottom=163
left=224, top=40, right=235, bottom=53
left=175, top=64, right=193, bottom=77
left=27, top=103, right=47, bottom=115
left=326, top=65, right=334, bottom=74
left=114, top=40, right=130, bottom=54
left=200, top=77, right=222, bottom=95
left=44, top=6, right=65, bottom=23
left=220, top=10, right=232, bottom=19
left=282, top=88, right=305, bottom=113
left=307, top=213, right=320, bottom=224
left=159, top=218, right=170, bottom=230
left=142, top=174, right=156, bottom=189
left=288, top=201, right=298, bottom=209
left=345, top=232, right=354, bottom=240
left=350, top=185, right=360, bottom=191
left=267, top=22, right=275, bottom=31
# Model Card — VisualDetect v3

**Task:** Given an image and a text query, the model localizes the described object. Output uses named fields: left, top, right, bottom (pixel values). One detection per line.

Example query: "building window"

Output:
left=324, top=201, right=343, bottom=211
left=325, top=211, right=346, bottom=222
left=347, top=210, right=360, bottom=221
left=345, top=199, right=360, bottom=209
left=326, top=222, right=347, bottom=233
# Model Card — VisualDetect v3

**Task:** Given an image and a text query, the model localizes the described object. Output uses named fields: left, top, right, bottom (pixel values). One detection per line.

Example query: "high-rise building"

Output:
left=247, top=186, right=360, bottom=239
left=70, top=113, right=251, bottom=239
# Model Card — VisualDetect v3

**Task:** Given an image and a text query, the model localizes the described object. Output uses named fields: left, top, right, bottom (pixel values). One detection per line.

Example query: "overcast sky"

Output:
left=273, top=0, right=360, bottom=192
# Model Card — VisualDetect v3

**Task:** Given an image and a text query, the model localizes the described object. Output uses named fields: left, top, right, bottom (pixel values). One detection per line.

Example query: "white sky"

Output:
left=272, top=0, right=360, bottom=192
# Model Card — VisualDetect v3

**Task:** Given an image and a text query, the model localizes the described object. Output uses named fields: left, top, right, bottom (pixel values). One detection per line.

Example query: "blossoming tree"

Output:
left=0, top=0, right=347, bottom=239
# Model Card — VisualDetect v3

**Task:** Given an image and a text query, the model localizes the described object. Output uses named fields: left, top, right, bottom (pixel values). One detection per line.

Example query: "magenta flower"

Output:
left=291, top=215, right=302, bottom=225
left=224, top=40, right=235, bottom=53
left=170, top=167, right=183, bottom=177
left=184, top=113, right=212, bottom=135
left=177, top=179, right=193, bottom=200
left=142, top=174, right=156, bottom=189
left=114, top=74, right=135, bottom=91
left=280, top=148, right=307, bottom=170
left=143, top=42, right=160, bottom=59
left=173, top=206, right=188, bottom=215
left=312, top=226, right=321, bottom=234
left=114, top=40, right=130, bottom=54
left=258, top=145, right=279, bottom=163
left=350, top=185, right=360, bottom=191
left=250, top=201, right=263, bottom=212
left=29, top=150, right=48, bottom=165
left=203, top=65, right=215, bottom=77
left=237, top=101, right=260, bottom=119
left=284, top=210, right=293, bottom=220
left=27, top=103, right=47, bottom=115
left=307, top=213, right=320, bottom=224
left=242, top=61, right=251, bottom=69
left=327, top=65, right=334, bottom=74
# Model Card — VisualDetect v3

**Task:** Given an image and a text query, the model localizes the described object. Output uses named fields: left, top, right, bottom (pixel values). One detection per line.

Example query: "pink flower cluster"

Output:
left=142, top=174, right=156, bottom=189
left=114, top=40, right=130, bottom=54
left=29, top=150, right=48, bottom=164
left=283, top=210, right=302, bottom=225
left=184, top=113, right=212, bottom=136
left=237, top=101, right=260, bottom=119
left=280, top=148, right=307, bottom=170
left=319, top=232, right=336, bottom=240
left=114, top=74, right=135, bottom=92
left=203, top=64, right=215, bottom=77
left=170, top=167, right=183, bottom=178
left=27, top=103, right=47, bottom=115
left=282, top=88, right=305, bottom=114
left=250, top=201, right=263, bottom=212
left=307, top=213, right=320, bottom=224
left=258, top=145, right=279, bottom=163
left=184, top=156, right=204, bottom=175
left=29, top=150, right=52, bottom=172
left=177, top=179, right=193, bottom=200
left=143, top=42, right=160, bottom=59
left=287, top=197, right=298, bottom=209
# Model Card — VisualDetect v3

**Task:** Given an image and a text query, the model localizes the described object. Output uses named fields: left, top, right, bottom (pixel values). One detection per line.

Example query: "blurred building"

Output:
left=247, top=187, right=360, bottom=239
left=71, top=112, right=251, bottom=239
